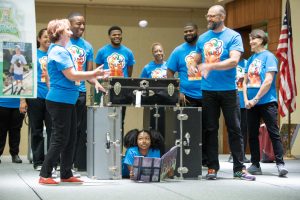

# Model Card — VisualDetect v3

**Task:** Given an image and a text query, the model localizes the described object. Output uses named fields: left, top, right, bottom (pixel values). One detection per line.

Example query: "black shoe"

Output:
left=12, top=155, right=22, bottom=163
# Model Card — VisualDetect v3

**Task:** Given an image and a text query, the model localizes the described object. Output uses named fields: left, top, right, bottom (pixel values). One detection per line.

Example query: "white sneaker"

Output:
left=52, top=168, right=58, bottom=178
left=72, top=169, right=81, bottom=178
left=277, top=164, right=288, bottom=177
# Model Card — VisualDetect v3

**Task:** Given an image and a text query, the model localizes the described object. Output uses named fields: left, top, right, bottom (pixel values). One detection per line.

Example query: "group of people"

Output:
left=0, top=4, right=288, bottom=185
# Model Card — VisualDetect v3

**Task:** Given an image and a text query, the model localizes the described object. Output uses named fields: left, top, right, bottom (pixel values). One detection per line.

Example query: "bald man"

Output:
left=195, top=5, right=255, bottom=181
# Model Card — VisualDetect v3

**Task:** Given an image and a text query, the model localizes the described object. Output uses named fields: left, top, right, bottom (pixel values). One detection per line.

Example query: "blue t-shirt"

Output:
left=95, top=44, right=135, bottom=77
left=37, top=49, right=49, bottom=99
left=67, top=37, right=94, bottom=92
left=196, top=28, right=244, bottom=91
left=46, top=43, right=79, bottom=105
left=122, top=146, right=160, bottom=177
left=167, top=43, right=202, bottom=99
left=245, top=50, right=278, bottom=105
left=140, top=61, right=167, bottom=78
left=236, top=59, right=247, bottom=108
left=0, top=98, right=20, bottom=108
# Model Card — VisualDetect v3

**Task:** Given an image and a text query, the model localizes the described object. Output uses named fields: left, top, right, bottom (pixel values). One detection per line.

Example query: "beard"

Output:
left=208, top=21, right=222, bottom=30
left=184, top=33, right=198, bottom=43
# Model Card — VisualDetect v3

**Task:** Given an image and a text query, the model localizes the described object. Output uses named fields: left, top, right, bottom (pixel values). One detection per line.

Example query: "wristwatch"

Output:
left=253, top=98, right=259, bottom=103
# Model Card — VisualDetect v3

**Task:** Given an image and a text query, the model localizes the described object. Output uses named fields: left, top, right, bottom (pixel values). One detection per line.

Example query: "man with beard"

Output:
left=167, top=22, right=202, bottom=106
left=66, top=12, right=105, bottom=174
left=195, top=5, right=255, bottom=181
left=95, top=26, right=135, bottom=140
left=167, top=23, right=207, bottom=168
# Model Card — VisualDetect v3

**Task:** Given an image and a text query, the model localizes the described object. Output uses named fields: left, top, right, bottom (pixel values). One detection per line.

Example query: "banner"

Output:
left=0, top=0, right=36, bottom=98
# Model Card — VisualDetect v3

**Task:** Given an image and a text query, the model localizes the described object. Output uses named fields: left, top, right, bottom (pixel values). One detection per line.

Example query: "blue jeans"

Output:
left=247, top=102, right=285, bottom=166
left=203, top=90, right=245, bottom=172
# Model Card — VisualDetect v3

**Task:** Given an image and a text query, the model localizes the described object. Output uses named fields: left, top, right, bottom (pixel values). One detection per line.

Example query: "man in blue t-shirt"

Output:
left=195, top=5, right=255, bottom=181
left=95, top=26, right=136, bottom=139
left=167, top=22, right=202, bottom=107
left=66, top=12, right=105, bottom=173
left=167, top=22, right=206, bottom=166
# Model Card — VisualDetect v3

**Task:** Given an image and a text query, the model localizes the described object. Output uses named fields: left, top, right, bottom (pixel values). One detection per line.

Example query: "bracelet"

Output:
left=253, top=98, right=259, bottom=103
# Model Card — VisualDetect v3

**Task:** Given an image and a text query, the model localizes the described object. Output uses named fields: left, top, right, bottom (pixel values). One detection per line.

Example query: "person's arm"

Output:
left=167, top=69, right=175, bottom=78
left=62, top=66, right=104, bottom=82
left=127, top=66, right=133, bottom=77
left=200, top=50, right=241, bottom=78
left=247, top=72, right=275, bottom=109
left=19, top=98, right=27, bottom=114
left=243, top=73, right=250, bottom=109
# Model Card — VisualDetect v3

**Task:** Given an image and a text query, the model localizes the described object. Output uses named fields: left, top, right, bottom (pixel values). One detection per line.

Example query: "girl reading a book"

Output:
left=122, top=129, right=164, bottom=178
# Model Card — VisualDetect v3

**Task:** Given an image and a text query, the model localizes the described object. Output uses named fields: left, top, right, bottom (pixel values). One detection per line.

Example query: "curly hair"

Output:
left=124, top=129, right=164, bottom=151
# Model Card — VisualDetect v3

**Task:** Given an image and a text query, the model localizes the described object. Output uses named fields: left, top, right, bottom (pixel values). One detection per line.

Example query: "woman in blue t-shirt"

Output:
left=140, top=42, right=167, bottom=78
left=38, top=19, right=106, bottom=185
left=243, top=29, right=288, bottom=177
left=122, top=129, right=164, bottom=178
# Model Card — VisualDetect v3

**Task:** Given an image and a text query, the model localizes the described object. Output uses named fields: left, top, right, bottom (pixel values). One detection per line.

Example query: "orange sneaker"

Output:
left=61, top=176, right=83, bottom=183
left=39, top=177, right=59, bottom=185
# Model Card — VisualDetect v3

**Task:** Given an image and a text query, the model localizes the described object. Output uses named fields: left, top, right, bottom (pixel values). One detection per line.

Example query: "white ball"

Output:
left=139, top=20, right=148, bottom=28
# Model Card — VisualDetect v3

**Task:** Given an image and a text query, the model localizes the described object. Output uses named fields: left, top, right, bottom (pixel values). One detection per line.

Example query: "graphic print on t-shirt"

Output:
left=107, top=52, right=125, bottom=77
left=67, top=45, right=86, bottom=72
left=151, top=67, right=167, bottom=78
left=247, top=59, right=262, bottom=88
left=236, top=66, right=244, bottom=91
left=39, top=56, right=47, bottom=83
left=204, top=38, right=223, bottom=64
left=185, top=51, right=201, bottom=81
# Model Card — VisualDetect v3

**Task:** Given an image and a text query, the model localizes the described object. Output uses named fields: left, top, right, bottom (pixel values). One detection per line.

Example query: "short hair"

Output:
left=47, top=19, right=70, bottom=43
left=67, top=12, right=83, bottom=21
left=108, top=26, right=122, bottom=35
left=249, top=29, right=268, bottom=46
left=151, top=42, right=163, bottom=52
left=184, top=22, right=198, bottom=30
left=37, top=28, right=47, bottom=48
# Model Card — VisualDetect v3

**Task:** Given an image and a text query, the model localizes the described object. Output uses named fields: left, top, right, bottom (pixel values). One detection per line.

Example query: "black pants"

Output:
left=0, top=106, right=24, bottom=156
left=73, top=92, right=87, bottom=170
left=203, top=90, right=245, bottom=172
left=240, top=108, right=248, bottom=153
left=27, top=98, right=52, bottom=167
left=40, top=100, right=76, bottom=179
left=247, top=102, right=285, bottom=166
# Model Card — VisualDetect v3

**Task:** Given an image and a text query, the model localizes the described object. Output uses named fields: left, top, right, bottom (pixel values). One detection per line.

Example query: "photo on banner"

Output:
left=0, top=0, right=37, bottom=98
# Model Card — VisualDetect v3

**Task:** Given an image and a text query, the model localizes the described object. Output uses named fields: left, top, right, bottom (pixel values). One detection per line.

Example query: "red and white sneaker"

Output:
left=61, top=176, right=83, bottom=183
left=39, top=177, right=59, bottom=185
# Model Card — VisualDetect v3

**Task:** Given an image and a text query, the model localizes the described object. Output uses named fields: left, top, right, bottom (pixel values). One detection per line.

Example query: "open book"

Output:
left=132, top=146, right=178, bottom=182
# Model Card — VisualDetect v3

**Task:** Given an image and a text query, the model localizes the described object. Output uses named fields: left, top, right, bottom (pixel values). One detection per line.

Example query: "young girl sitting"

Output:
left=122, top=129, right=164, bottom=178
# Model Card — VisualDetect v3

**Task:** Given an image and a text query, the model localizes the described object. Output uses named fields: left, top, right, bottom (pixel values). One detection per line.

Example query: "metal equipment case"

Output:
left=87, top=106, right=122, bottom=179
left=102, top=77, right=179, bottom=107
left=164, top=107, right=202, bottom=179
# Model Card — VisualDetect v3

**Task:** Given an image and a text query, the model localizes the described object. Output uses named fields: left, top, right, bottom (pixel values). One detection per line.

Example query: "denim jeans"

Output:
left=40, top=100, right=77, bottom=179
left=27, top=98, right=52, bottom=167
left=247, top=102, right=285, bottom=166
left=203, top=90, right=245, bottom=172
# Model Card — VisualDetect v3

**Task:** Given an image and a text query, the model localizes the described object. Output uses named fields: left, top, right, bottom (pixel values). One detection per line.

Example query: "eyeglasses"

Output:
left=205, top=14, right=220, bottom=19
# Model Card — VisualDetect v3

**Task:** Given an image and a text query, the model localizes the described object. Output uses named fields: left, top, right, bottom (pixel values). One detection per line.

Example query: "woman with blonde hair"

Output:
left=39, top=19, right=106, bottom=185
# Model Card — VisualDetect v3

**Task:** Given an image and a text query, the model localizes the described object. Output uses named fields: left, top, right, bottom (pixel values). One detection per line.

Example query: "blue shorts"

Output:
left=14, top=73, right=23, bottom=80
